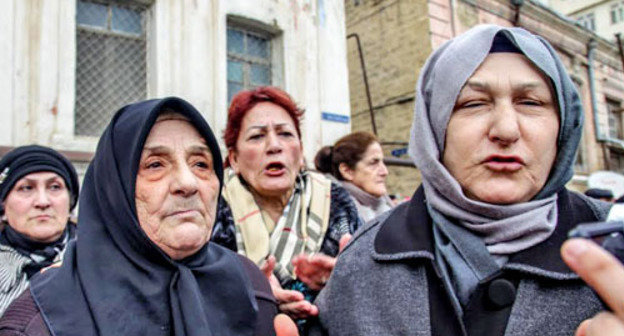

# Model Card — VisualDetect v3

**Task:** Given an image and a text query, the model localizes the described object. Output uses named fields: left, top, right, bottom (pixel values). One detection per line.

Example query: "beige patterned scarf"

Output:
left=222, top=169, right=332, bottom=281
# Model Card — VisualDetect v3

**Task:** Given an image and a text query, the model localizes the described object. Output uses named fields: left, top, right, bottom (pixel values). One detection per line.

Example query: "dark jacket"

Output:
left=0, top=255, right=278, bottom=336
left=311, top=187, right=609, bottom=336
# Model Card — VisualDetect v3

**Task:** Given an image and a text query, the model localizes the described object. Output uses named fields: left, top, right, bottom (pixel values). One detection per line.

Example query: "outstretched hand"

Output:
left=291, top=234, right=352, bottom=290
left=561, top=238, right=624, bottom=336
left=260, top=256, right=319, bottom=319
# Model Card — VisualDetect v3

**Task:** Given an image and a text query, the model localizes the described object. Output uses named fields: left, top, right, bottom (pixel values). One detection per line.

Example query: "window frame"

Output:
left=74, top=0, right=149, bottom=137
left=226, top=16, right=283, bottom=103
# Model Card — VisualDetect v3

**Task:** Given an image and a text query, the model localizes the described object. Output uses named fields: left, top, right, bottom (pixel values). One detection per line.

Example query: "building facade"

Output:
left=346, top=0, right=624, bottom=197
left=0, top=0, right=352, bottom=177
left=547, top=0, right=624, bottom=43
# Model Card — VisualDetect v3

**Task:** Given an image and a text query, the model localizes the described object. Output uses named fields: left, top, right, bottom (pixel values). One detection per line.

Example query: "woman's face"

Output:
left=229, top=102, right=304, bottom=198
left=442, top=53, right=559, bottom=204
left=135, top=116, right=220, bottom=260
left=2, top=172, right=70, bottom=242
left=340, top=142, right=388, bottom=197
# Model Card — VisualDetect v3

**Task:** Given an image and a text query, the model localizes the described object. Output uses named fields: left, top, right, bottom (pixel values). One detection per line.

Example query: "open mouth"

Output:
left=265, top=162, right=286, bottom=175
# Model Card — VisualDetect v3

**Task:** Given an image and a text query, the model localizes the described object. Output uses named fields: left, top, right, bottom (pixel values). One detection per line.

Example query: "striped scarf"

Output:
left=222, top=169, right=332, bottom=281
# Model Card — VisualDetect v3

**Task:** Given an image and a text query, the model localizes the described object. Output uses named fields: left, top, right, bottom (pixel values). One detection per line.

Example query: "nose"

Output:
left=488, top=102, right=520, bottom=146
left=379, top=161, right=389, bottom=177
left=266, top=131, right=283, bottom=154
left=34, top=188, right=52, bottom=210
left=171, top=164, right=199, bottom=198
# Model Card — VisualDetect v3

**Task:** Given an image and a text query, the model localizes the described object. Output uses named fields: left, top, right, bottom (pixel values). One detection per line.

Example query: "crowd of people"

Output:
left=0, top=24, right=622, bottom=336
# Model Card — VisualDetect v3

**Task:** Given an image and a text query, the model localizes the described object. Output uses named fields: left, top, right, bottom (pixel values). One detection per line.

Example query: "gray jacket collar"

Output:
left=372, top=187, right=596, bottom=280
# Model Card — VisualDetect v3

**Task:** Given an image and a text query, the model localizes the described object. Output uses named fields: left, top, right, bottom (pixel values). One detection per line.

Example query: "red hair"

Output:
left=223, top=86, right=304, bottom=167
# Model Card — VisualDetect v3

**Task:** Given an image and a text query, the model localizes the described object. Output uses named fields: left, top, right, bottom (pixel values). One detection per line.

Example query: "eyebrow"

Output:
left=20, top=176, right=63, bottom=184
left=245, top=123, right=293, bottom=132
left=463, top=80, right=547, bottom=92
left=142, top=145, right=211, bottom=156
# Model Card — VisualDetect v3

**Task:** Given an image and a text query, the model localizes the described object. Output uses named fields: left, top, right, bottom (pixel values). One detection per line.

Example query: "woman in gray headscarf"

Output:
left=311, top=24, right=613, bottom=336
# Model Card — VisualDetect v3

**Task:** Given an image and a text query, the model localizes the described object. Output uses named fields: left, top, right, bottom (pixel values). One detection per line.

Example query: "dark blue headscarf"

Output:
left=30, top=97, right=257, bottom=335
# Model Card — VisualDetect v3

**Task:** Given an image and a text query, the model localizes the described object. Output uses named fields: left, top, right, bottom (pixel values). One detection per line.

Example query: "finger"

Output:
left=306, top=254, right=336, bottom=269
left=274, top=314, right=299, bottom=336
left=279, top=301, right=315, bottom=319
left=584, top=312, right=624, bottom=336
left=274, top=288, right=305, bottom=303
left=339, top=233, right=352, bottom=252
left=561, top=239, right=624, bottom=318
left=294, top=255, right=335, bottom=276
left=575, top=319, right=590, bottom=336
left=260, top=256, right=276, bottom=278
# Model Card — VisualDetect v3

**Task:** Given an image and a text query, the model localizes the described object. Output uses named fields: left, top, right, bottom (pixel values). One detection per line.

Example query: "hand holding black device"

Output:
left=568, top=221, right=624, bottom=264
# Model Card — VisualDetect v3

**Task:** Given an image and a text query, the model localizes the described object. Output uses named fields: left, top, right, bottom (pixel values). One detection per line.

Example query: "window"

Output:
left=75, top=0, right=148, bottom=136
left=610, top=149, right=624, bottom=174
left=577, top=13, right=596, bottom=31
left=611, top=2, right=624, bottom=24
left=227, top=26, right=272, bottom=102
left=608, top=98, right=624, bottom=139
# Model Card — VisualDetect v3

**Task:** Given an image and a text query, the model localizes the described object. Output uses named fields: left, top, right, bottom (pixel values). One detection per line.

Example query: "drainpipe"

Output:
left=587, top=39, right=603, bottom=142
left=347, top=33, right=378, bottom=135
left=511, top=0, right=524, bottom=26
left=616, top=33, right=624, bottom=74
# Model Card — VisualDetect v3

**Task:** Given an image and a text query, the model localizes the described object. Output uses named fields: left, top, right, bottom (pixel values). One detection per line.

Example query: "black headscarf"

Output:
left=30, top=97, right=257, bottom=335
left=0, top=145, right=79, bottom=275
left=0, top=145, right=79, bottom=215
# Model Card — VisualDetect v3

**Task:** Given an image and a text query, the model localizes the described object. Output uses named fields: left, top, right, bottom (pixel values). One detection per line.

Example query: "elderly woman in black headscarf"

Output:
left=0, top=145, right=79, bottom=315
left=0, top=98, right=285, bottom=335
left=311, top=24, right=614, bottom=336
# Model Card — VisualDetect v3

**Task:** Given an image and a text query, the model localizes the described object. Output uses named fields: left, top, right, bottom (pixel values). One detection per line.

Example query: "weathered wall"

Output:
left=0, top=0, right=351, bottom=168
left=345, top=0, right=431, bottom=197
left=345, top=0, right=624, bottom=195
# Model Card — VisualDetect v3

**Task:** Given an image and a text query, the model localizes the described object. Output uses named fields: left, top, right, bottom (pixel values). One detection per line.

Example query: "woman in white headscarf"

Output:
left=311, top=24, right=613, bottom=336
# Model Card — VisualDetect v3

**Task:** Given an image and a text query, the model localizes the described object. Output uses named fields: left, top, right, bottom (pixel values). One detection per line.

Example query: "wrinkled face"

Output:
left=442, top=53, right=559, bottom=204
left=135, top=116, right=220, bottom=260
left=229, top=102, right=304, bottom=198
left=340, top=142, right=388, bottom=197
left=2, top=172, right=70, bottom=243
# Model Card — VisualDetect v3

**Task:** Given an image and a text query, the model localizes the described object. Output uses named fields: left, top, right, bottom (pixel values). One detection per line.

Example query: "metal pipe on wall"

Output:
left=347, top=33, right=378, bottom=135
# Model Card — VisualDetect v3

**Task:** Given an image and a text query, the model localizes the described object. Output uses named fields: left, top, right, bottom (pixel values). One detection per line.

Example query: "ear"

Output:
left=228, top=149, right=241, bottom=175
left=339, top=163, right=354, bottom=181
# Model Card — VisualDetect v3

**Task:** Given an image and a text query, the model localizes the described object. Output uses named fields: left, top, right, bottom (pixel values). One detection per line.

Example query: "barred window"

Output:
left=75, top=0, right=148, bottom=136
left=227, top=26, right=272, bottom=102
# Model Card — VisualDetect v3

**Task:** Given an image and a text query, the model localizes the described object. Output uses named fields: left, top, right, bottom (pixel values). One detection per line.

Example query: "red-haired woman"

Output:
left=211, top=87, right=361, bottom=324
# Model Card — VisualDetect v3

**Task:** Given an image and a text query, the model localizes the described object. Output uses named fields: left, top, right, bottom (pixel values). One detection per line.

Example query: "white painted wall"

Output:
left=0, top=0, right=351, bottom=166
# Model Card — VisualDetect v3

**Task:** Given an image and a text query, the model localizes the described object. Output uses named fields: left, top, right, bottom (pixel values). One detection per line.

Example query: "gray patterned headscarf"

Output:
left=409, top=25, right=583, bottom=255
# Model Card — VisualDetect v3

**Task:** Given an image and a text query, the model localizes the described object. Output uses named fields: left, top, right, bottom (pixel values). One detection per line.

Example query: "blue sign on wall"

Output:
left=391, top=147, right=408, bottom=157
left=321, top=112, right=350, bottom=124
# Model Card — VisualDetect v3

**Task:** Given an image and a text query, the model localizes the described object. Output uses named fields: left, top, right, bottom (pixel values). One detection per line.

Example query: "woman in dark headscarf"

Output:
left=0, top=97, right=281, bottom=335
left=0, top=145, right=79, bottom=315
left=312, top=25, right=612, bottom=336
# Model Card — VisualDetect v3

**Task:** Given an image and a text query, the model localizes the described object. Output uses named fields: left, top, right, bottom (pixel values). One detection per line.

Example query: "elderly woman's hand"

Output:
left=291, top=234, right=351, bottom=291
left=561, top=238, right=624, bottom=336
left=261, top=256, right=319, bottom=319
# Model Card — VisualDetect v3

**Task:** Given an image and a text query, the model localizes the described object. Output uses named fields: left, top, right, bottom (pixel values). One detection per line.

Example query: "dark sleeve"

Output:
left=237, top=255, right=278, bottom=336
left=0, top=290, right=51, bottom=336
left=210, top=197, right=238, bottom=252
left=319, top=183, right=363, bottom=257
